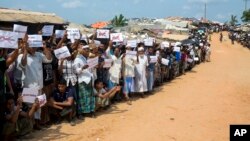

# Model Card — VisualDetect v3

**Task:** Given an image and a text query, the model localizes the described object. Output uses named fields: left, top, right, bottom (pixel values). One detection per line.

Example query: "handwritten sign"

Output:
left=28, top=35, right=43, bottom=47
left=54, top=46, right=71, bottom=59
left=42, top=25, right=54, bottom=36
left=94, top=40, right=101, bottom=46
left=55, top=30, right=65, bottom=38
left=67, top=28, right=80, bottom=39
left=127, top=40, right=137, bottom=48
left=110, top=33, right=123, bottom=42
left=194, top=57, right=199, bottom=61
left=126, top=50, right=137, bottom=56
left=97, top=29, right=110, bottom=39
left=150, top=56, right=158, bottom=63
left=173, top=47, right=181, bottom=52
left=22, top=88, right=39, bottom=103
left=37, top=94, right=47, bottom=107
left=144, top=38, right=154, bottom=46
left=87, top=56, right=99, bottom=69
left=13, top=24, right=27, bottom=38
left=161, top=58, right=169, bottom=66
left=0, top=30, right=18, bottom=49
left=103, top=59, right=113, bottom=68
left=161, top=41, right=170, bottom=48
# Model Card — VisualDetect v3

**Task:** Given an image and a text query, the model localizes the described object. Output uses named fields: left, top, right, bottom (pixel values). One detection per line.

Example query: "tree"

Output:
left=229, top=15, right=238, bottom=26
left=241, top=9, right=250, bottom=23
left=111, top=14, right=128, bottom=27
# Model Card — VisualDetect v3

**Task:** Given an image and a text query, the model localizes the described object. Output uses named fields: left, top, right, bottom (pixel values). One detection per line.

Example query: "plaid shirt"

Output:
left=60, top=60, right=77, bottom=86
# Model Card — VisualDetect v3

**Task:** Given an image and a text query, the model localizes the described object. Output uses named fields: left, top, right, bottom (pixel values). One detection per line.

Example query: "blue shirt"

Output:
left=53, top=88, right=74, bottom=102
left=175, top=52, right=181, bottom=62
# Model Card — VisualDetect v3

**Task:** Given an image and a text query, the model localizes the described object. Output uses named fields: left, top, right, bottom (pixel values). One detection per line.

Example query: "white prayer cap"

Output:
left=82, top=45, right=89, bottom=49
left=126, top=44, right=132, bottom=48
left=138, top=47, right=144, bottom=51
left=175, top=42, right=181, bottom=46
left=199, top=43, right=204, bottom=47
left=94, top=40, right=101, bottom=46
left=161, top=41, right=170, bottom=48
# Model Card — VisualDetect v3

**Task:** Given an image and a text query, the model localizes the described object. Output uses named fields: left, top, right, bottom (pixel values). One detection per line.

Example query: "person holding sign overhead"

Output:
left=17, top=33, right=52, bottom=130
left=0, top=34, right=22, bottom=136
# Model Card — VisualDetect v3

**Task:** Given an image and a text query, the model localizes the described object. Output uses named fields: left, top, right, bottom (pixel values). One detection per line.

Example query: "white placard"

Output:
left=103, top=59, right=113, bottom=68
left=173, top=47, right=181, bottom=52
left=22, top=88, right=39, bottom=103
left=150, top=56, right=158, bottom=63
left=42, top=25, right=54, bottom=36
left=161, top=58, right=169, bottom=66
left=127, top=40, right=137, bottom=48
left=144, top=38, right=154, bottom=46
left=194, top=57, right=199, bottom=61
left=28, top=35, right=43, bottom=47
left=54, top=46, right=71, bottom=59
left=110, top=33, right=123, bottom=42
left=87, top=56, right=99, bottom=69
left=97, top=29, right=110, bottom=39
left=126, top=50, right=137, bottom=56
left=0, top=30, right=18, bottom=49
left=55, top=30, right=65, bottom=38
left=187, top=58, right=193, bottom=63
left=161, top=41, right=170, bottom=48
left=13, top=24, right=27, bottom=38
left=94, top=40, right=101, bottom=46
left=37, top=94, right=47, bottom=107
left=67, top=28, right=80, bottom=39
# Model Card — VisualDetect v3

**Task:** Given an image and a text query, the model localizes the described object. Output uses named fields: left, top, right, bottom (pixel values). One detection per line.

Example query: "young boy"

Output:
left=50, top=78, right=75, bottom=126
left=94, top=79, right=121, bottom=111
left=2, top=93, right=39, bottom=141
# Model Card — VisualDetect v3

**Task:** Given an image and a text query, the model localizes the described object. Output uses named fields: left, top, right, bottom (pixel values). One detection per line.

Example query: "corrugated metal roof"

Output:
left=0, top=8, right=66, bottom=24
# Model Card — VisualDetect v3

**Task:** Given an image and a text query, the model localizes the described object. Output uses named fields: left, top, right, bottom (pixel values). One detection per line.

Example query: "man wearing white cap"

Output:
left=73, top=44, right=95, bottom=119
left=122, top=44, right=137, bottom=104
left=133, top=46, right=148, bottom=97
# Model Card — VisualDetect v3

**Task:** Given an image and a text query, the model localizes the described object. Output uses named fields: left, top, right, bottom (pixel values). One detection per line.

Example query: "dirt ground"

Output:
left=27, top=32, right=250, bottom=141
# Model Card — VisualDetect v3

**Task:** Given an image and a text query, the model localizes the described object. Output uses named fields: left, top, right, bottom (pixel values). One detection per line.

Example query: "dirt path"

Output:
left=30, top=32, right=250, bottom=141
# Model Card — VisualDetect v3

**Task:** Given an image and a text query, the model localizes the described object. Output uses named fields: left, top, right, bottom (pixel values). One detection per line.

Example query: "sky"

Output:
left=0, top=0, right=245, bottom=25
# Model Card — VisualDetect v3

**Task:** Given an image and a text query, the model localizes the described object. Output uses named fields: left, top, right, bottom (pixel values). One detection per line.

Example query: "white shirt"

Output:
left=17, top=52, right=52, bottom=89
left=123, top=54, right=137, bottom=77
left=106, top=47, right=122, bottom=83
left=73, top=54, right=92, bottom=84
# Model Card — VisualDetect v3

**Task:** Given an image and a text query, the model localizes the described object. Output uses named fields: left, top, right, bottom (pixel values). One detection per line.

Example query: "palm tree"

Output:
left=241, top=9, right=250, bottom=23
left=111, top=14, right=128, bottom=27
left=229, top=15, right=238, bottom=26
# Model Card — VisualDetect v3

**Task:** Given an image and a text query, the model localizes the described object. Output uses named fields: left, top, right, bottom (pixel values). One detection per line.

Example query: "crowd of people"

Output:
left=0, top=25, right=212, bottom=140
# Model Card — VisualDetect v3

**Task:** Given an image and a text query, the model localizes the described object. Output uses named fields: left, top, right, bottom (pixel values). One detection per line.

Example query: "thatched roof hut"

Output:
left=0, top=7, right=67, bottom=33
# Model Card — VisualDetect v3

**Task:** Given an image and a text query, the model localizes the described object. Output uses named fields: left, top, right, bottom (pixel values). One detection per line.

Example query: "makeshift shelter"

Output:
left=0, top=7, right=67, bottom=34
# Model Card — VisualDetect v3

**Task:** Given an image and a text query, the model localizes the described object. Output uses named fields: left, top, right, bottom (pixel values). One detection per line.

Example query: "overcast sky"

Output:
left=0, top=0, right=244, bottom=24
